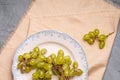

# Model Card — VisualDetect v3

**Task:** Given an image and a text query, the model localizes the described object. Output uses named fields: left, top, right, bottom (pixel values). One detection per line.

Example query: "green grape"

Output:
left=50, top=54, right=56, bottom=59
left=64, top=56, right=72, bottom=65
left=50, top=54, right=56, bottom=64
left=53, top=58, right=57, bottom=65
left=17, top=47, right=84, bottom=80
left=83, top=34, right=90, bottom=41
left=64, top=69, right=70, bottom=77
left=23, top=53, right=27, bottom=57
left=36, top=69, right=45, bottom=73
left=88, top=31, right=95, bottom=38
left=43, top=63, right=52, bottom=70
left=87, top=38, right=94, bottom=45
left=31, top=66, right=36, bottom=70
left=38, top=51, right=41, bottom=56
left=41, top=48, right=47, bottom=55
left=18, top=55, right=24, bottom=62
left=25, top=54, right=31, bottom=59
left=99, top=41, right=105, bottom=49
left=59, top=76, right=64, bottom=80
left=50, top=54, right=56, bottom=60
left=33, top=46, right=40, bottom=52
left=17, top=62, right=23, bottom=69
left=31, top=52, right=38, bottom=59
left=38, top=55, right=46, bottom=62
left=69, top=68, right=75, bottom=77
left=32, top=78, right=38, bottom=80
left=38, top=70, right=45, bottom=78
left=26, top=61, right=30, bottom=66
left=23, top=53, right=31, bottom=59
left=94, top=29, right=100, bottom=36
left=58, top=49, right=64, bottom=56
left=21, top=66, right=26, bottom=73
left=98, top=34, right=106, bottom=41
left=75, top=69, right=83, bottom=76
left=52, top=67, right=59, bottom=75
left=56, top=55, right=64, bottom=65
left=62, top=63, right=69, bottom=70
left=32, top=72, right=39, bottom=79
left=46, top=56, right=52, bottom=64
left=30, top=59, right=37, bottom=66
left=45, top=70, right=52, bottom=78
left=73, top=61, right=78, bottom=69
left=25, top=67, right=31, bottom=73
left=36, top=62, right=45, bottom=68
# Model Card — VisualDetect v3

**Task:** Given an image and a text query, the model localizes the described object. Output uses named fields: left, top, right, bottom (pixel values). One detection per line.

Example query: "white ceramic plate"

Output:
left=12, top=30, right=88, bottom=80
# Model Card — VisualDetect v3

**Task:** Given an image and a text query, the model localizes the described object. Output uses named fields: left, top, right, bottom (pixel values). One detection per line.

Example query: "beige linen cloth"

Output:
left=0, top=0, right=120, bottom=80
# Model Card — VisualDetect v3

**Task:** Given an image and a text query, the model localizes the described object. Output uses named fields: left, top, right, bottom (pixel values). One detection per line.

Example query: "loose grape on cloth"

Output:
left=0, top=0, right=120, bottom=80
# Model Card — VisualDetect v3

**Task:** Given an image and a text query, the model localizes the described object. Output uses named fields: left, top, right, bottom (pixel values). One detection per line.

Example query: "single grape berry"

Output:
left=87, top=38, right=94, bottom=45
left=94, top=29, right=100, bottom=36
left=32, top=72, right=39, bottom=79
left=69, top=68, right=75, bottom=77
left=43, top=63, right=52, bottom=70
left=31, top=52, right=38, bottom=59
left=46, top=56, right=52, bottom=64
left=37, top=62, right=45, bottom=68
left=41, top=48, right=47, bottom=55
left=98, top=34, right=106, bottom=41
left=18, top=55, right=24, bottom=62
left=75, top=69, right=83, bottom=76
left=38, top=55, right=46, bottom=62
left=38, top=70, right=44, bottom=78
left=50, top=53, right=56, bottom=62
left=30, top=59, right=37, bottom=66
left=62, top=63, right=69, bottom=70
left=99, top=41, right=105, bottom=49
left=83, top=34, right=90, bottom=41
left=88, top=31, right=95, bottom=38
left=17, top=62, right=23, bottom=69
left=64, top=69, right=70, bottom=77
left=64, top=56, right=72, bottom=65
left=56, top=54, right=64, bottom=65
left=45, top=70, right=52, bottom=78
left=23, top=53, right=31, bottom=59
left=25, top=67, right=31, bottom=73
left=58, top=49, right=64, bottom=56
left=33, top=46, right=40, bottom=52
left=73, top=61, right=78, bottom=68
left=36, top=69, right=45, bottom=74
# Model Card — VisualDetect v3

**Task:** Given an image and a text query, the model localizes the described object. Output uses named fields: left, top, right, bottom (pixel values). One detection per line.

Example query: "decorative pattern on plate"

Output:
left=12, top=30, right=88, bottom=80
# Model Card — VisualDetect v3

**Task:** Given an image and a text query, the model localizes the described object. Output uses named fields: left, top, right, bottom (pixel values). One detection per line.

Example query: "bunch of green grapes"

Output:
left=51, top=50, right=83, bottom=80
left=83, top=29, right=114, bottom=49
left=17, top=47, right=83, bottom=80
left=83, top=29, right=99, bottom=45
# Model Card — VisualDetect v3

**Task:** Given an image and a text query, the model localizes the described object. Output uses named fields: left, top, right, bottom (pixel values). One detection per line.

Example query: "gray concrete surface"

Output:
left=103, top=22, right=120, bottom=80
left=107, top=0, right=120, bottom=8
left=0, top=0, right=120, bottom=80
left=0, top=0, right=31, bottom=48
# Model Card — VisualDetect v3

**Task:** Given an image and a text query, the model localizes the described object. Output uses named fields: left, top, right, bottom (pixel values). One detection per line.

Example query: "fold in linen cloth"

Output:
left=0, top=0, right=120, bottom=80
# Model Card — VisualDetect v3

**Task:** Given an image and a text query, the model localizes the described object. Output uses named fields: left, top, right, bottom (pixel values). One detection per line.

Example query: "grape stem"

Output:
left=65, top=77, right=69, bottom=80
left=52, top=65, right=70, bottom=80
left=106, top=32, right=114, bottom=37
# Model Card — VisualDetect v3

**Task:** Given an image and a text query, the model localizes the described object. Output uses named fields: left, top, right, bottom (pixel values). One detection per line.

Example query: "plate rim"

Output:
left=12, top=30, right=88, bottom=80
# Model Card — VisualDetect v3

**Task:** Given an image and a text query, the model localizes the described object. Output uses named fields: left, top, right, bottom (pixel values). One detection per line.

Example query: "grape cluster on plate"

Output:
left=17, top=47, right=83, bottom=80
left=83, top=29, right=114, bottom=49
